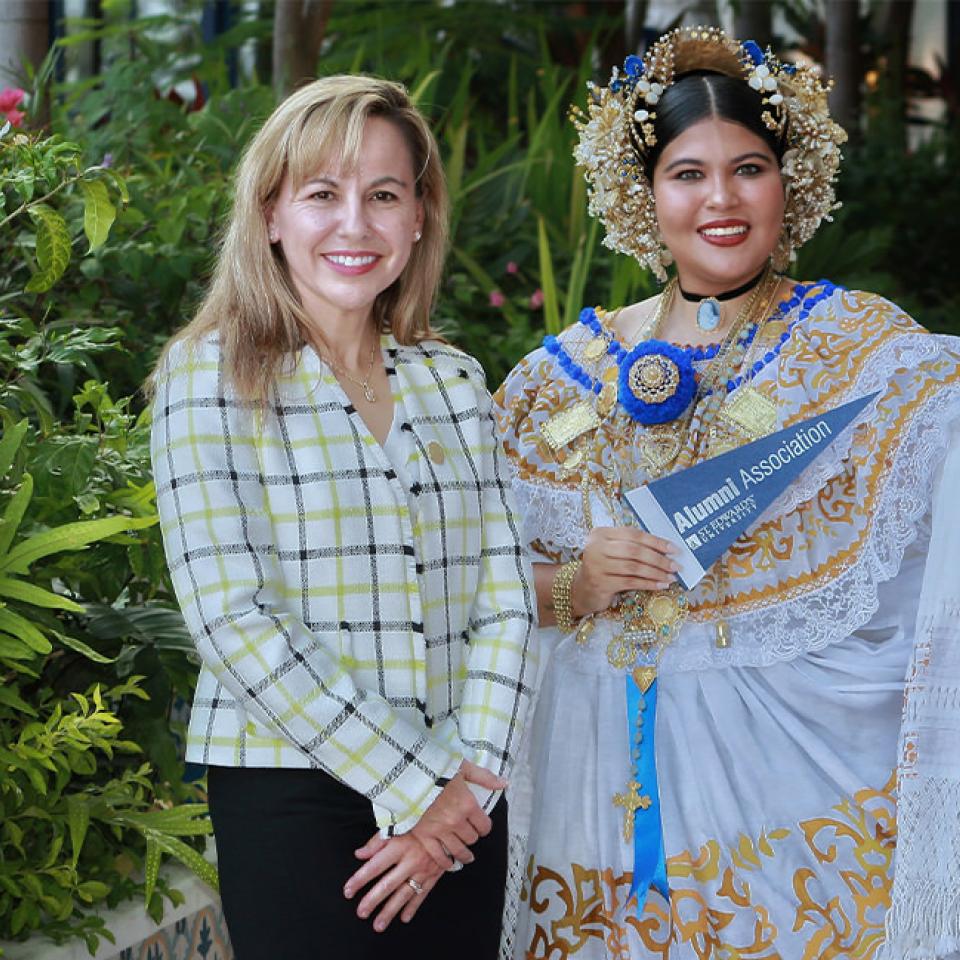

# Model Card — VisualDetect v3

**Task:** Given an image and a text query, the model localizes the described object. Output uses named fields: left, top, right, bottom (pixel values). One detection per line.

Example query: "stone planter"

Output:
left=0, top=865, right=232, bottom=960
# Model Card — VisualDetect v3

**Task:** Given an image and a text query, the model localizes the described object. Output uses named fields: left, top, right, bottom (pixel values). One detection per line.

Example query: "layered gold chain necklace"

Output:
left=579, top=266, right=783, bottom=668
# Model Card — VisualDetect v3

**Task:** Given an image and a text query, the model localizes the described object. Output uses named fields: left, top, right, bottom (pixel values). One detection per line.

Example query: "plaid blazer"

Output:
left=151, top=333, right=537, bottom=834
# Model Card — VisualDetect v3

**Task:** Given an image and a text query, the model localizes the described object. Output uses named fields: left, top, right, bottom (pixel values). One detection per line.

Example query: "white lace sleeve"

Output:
left=880, top=421, right=960, bottom=960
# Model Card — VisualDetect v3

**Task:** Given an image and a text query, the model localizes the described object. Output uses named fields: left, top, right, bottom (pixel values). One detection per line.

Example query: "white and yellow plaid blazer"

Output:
left=151, top=333, right=537, bottom=834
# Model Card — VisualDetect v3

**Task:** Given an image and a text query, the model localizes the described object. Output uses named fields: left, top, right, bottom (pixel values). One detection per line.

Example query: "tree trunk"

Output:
left=825, top=0, right=861, bottom=143
left=733, top=0, right=772, bottom=48
left=272, top=0, right=335, bottom=99
left=685, top=0, right=720, bottom=28
left=625, top=0, right=649, bottom=54
left=256, top=0, right=273, bottom=86
left=0, top=0, right=50, bottom=88
left=876, top=0, right=915, bottom=103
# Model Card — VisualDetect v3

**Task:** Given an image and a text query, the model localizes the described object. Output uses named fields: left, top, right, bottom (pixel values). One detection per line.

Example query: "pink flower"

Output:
left=505, top=261, right=519, bottom=275
left=529, top=288, right=544, bottom=309
left=0, top=87, right=25, bottom=112
left=0, top=87, right=26, bottom=127
left=488, top=289, right=506, bottom=308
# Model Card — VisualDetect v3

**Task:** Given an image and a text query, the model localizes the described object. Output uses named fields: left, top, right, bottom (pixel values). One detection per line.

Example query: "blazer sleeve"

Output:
left=431, top=362, right=539, bottom=810
left=151, top=340, right=462, bottom=830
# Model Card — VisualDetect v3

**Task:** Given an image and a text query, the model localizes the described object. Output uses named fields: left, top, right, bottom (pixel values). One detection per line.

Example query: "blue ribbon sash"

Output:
left=625, top=671, right=669, bottom=912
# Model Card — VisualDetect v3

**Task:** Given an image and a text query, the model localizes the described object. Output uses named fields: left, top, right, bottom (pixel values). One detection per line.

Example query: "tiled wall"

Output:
left=104, top=905, right=232, bottom=960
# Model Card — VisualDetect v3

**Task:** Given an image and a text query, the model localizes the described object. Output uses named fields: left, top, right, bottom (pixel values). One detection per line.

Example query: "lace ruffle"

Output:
left=510, top=349, right=960, bottom=673
left=667, top=381, right=960, bottom=671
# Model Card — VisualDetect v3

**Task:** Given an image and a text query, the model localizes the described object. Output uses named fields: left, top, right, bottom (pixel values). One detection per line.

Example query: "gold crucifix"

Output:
left=613, top=780, right=652, bottom=841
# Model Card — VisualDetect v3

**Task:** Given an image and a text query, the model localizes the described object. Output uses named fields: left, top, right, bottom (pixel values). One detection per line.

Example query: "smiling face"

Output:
left=651, top=117, right=785, bottom=294
left=267, top=115, right=424, bottom=331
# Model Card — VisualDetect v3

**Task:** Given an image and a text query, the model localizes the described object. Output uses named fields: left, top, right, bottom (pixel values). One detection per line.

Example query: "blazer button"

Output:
left=427, top=441, right=445, bottom=465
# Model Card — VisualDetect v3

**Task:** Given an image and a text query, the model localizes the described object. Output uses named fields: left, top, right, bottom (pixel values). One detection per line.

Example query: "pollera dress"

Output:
left=493, top=282, right=960, bottom=960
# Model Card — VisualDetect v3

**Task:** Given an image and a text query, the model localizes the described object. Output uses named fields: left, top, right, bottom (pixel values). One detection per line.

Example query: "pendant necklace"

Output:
left=680, top=266, right=768, bottom=332
left=323, top=341, right=379, bottom=403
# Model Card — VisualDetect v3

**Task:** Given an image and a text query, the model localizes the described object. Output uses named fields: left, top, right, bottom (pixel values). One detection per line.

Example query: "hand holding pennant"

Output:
left=624, top=392, right=881, bottom=590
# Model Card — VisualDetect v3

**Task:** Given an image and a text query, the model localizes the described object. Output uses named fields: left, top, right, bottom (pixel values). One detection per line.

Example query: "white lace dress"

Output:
left=494, top=285, right=960, bottom=960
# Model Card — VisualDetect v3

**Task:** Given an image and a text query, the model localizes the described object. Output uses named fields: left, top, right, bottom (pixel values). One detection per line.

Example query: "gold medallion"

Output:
left=583, top=336, right=607, bottom=362
left=632, top=666, right=657, bottom=693
left=627, top=354, right=681, bottom=404
left=540, top=401, right=601, bottom=453
left=558, top=447, right=586, bottom=478
left=720, top=386, right=777, bottom=438
left=637, top=424, right=683, bottom=474
left=597, top=382, right=618, bottom=418
left=707, top=424, right=739, bottom=456
left=646, top=593, right=679, bottom=627
left=607, top=633, right=637, bottom=670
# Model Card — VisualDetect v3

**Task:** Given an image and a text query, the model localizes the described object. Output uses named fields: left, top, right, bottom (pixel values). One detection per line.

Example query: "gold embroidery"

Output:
left=520, top=775, right=897, bottom=959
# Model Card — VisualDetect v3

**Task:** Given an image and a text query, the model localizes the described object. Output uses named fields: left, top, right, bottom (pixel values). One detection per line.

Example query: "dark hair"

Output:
left=642, top=71, right=786, bottom=180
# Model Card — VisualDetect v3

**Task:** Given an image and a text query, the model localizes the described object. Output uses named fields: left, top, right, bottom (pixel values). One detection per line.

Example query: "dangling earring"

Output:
left=414, top=230, right=422, bottom=242
left=773, top=225, right=793, bottom=271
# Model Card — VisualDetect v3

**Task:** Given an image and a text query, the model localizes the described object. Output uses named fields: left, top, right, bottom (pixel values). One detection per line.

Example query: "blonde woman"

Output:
left=149, top=76, right=536, bottom=958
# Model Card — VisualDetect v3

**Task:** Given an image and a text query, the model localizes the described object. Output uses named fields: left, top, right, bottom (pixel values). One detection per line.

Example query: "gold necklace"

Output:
left=322, top=341, right=379, bottom=403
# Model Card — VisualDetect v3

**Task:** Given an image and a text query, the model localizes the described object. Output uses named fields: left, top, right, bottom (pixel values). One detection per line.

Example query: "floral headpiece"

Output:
left=572, top=26, right=847, bottom=280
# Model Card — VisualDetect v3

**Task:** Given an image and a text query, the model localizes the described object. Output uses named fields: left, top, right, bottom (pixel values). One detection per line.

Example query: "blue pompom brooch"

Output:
left=618, top=340, right=697, bottom=424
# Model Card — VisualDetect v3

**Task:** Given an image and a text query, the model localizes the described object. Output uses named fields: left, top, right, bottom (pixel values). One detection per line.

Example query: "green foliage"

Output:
left=0, top=129, right=212, bottom=956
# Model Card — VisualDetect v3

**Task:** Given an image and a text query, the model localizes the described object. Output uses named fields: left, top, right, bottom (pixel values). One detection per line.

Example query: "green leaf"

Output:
left=537, top=217, right=561, bottom=335
left=0, top=608, right=51, bottom=653
left=0, top=474, right=33, bottom=558
left=79, top=179, right=116, bottom=253
left=0, top=576, right=84, bottom=612
left=0, top=631, right=36, bottom=660
left=76, top=880, right=110, bottom=902
left=143, top=834, right=161, bottom=905
left=52, top=630, right=116, bottom=664
left=0, top=514, right=157, bottom=575
left=0, top=685, right=37, bottom=716
left=119, top=805, right=213, bottom=836
left=0, top=420, right=28, bottom=480
left=66, top=795, right=91, bottom=867
left=25, top=204, right=71, bottom=293
left=144, top=831, right=219, bottom=892
left=409, top=69, right=440, bottom=107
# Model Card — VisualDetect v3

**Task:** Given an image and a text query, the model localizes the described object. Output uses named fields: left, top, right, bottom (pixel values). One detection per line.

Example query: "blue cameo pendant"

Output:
left=618, top=341, right=697, bottom=424
left=696, top=297, right=722, bottom=332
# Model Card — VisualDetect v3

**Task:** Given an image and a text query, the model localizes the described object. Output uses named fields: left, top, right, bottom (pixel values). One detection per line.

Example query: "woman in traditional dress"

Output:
left=149, top=75, right=537, bottom=958
left=494, top=26, right=960, bottom=960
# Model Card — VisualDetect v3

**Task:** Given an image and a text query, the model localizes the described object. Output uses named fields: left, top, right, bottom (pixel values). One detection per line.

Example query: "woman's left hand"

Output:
left=343, top=831, right=445, bottom=930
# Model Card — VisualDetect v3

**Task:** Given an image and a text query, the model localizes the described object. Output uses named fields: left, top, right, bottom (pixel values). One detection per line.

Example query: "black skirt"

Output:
left=207, top=764, right=508, bottom=960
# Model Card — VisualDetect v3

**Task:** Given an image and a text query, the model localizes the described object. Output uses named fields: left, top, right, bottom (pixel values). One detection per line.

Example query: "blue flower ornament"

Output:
left=618, top=340, right=697, bottom=425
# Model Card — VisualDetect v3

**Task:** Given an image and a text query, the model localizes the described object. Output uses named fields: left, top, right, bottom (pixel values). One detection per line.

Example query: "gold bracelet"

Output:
left=552, top=559, right=582, bottom=633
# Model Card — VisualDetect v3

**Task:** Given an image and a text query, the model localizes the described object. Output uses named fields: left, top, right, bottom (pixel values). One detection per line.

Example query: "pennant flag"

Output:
left=624, top=392, right=879, bottom=589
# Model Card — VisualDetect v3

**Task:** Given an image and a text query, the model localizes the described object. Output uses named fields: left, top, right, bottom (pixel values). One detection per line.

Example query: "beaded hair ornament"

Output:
left=572, top=26, right=847, bottom=281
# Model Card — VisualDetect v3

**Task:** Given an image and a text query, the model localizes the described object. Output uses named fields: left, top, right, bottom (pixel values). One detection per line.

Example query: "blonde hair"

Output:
left=148, top=75, right=449, bottom=402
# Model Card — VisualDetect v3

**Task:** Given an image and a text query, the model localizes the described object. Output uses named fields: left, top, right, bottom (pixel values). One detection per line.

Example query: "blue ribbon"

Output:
left=625, top=671, right=670, bottom=913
